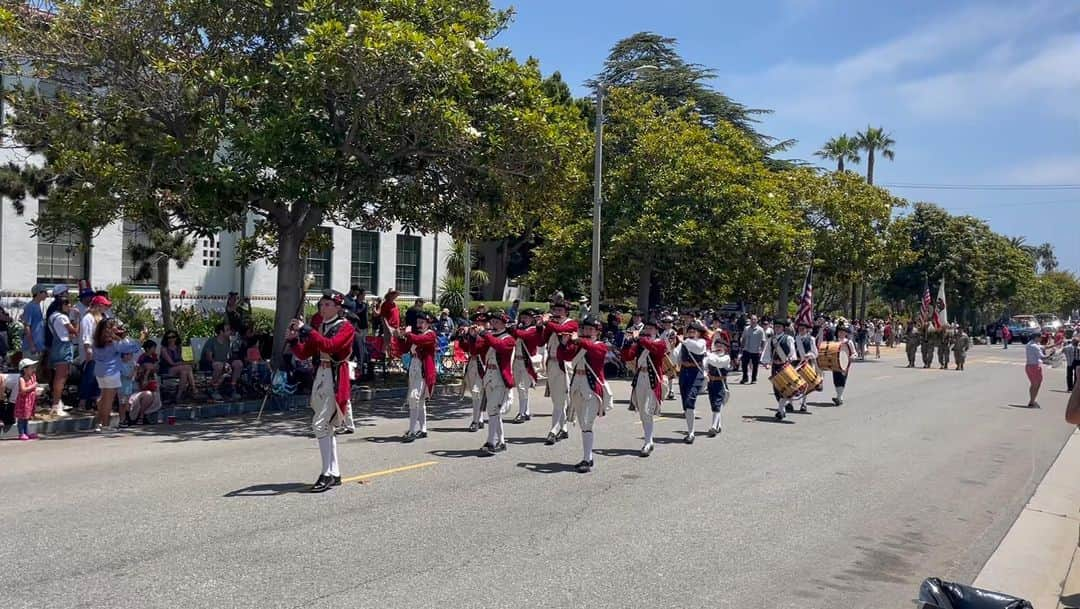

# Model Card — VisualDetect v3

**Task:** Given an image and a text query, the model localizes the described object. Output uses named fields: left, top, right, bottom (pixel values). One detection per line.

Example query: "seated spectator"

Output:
left=0, top=305, right=10, bottom=371
left=127, top=371, right=161, bottom=425
left=243, top=327, right=271, bottom=385
left=200, top=322, right=242, bottom=401
left=137, top=340, right=159, bottom=381
left=434, top=309, right=455, bottom=337
left=159, top=330, right=197, bottom=402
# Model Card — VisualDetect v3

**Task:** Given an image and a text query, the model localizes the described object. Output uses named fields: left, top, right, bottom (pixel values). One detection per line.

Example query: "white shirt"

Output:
left=795, top=333, right=818, bottom=359
left=49, top=312, right=72, bottom=342
left=1025, top=342, right=1046, bottom=366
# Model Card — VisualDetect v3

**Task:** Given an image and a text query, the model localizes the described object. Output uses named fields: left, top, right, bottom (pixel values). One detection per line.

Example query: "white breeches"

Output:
left=568, top=377, right=601, bottom=432
left=483, top=370, right=512, bottom=417
left=311, top=367, right=343, bottom=439
left=632, top=371, right=660, bottom=417
left=547, top=360, right=569, bottom=433
left=407, top=358, right=428, bottom=434
left=513, top=359, right=533, bottom=416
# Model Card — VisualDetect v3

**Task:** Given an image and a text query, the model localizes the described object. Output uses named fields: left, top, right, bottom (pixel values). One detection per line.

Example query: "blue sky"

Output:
left=492, top=0, right=1080, bottom=272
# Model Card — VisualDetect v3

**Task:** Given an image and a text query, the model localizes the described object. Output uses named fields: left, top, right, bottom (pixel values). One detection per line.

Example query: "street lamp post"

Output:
left=590, top=66, right=656, bottom=316
left=590, top=88, right=605, bottom=316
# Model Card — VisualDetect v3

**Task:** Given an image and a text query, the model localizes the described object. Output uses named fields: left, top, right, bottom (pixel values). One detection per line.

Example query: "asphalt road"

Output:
left=2, top=343, right=1074, bottom=609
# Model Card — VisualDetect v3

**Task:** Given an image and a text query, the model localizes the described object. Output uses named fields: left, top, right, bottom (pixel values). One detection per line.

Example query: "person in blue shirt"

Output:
left=91, top=319, right=141, bottom=433
left=22, top=284, right=49, bottom=358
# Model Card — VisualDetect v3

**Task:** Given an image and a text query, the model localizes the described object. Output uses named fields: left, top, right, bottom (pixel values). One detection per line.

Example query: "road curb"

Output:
left=0, top=380, right=464, bottom=438
left=973, top=428, right=1080, bottom=607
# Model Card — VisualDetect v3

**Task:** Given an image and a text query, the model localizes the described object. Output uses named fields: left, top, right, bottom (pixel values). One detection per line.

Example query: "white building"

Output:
left=0, top=184, right=452, bottom=308
left=0, top=76, right=451, bottom=309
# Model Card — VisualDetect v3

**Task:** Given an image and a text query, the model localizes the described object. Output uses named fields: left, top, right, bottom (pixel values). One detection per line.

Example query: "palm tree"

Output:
left=1009, top=236, right=1041, bottom=271
left=445, top=239, right=490, bottom=286
left=1035, top=242, right=1058, bottom=274
left=855, top=126, right=895, bottom=185
left=814, top=134, right=861, bottom=172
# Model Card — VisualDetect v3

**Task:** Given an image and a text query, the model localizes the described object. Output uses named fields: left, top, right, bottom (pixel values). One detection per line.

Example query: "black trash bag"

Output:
left=918, top=577, right=1033, bottom=609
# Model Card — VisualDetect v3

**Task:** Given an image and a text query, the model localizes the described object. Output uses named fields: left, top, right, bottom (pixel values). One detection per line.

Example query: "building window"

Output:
left=201, top=234, right=221, bottom=267
left=303, top=228, right=332, bottom=292
left=35, top=200, right=89, bottom=285
left=395, top=235, right=421, bottom=296
left=350, top=231, right=378, bottom=293
left=121, top=221, right=158, bottom=286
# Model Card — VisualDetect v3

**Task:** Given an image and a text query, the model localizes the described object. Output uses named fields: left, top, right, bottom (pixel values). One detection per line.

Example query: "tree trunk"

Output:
left=866, top=149, right=875, bottom=185
left=637, top=260, right=652, bottom=313
left=837, top=158, right=843, bottom=172
left=859, top=282, right=868, bottom=319
left=271, top=226, right=305, bottom=368
left=776, top=268, right=793, bottom=318
left=489, top=239, right=509, bottom=301
left=849, top=282, right=857, bottom=319
left=157, top=258, right=173, bottom=332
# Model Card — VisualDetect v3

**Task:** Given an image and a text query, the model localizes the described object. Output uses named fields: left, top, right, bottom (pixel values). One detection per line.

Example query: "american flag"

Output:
left=920, top=280, right=932, bottom=323
left=795, top=265, right=814, bottom=328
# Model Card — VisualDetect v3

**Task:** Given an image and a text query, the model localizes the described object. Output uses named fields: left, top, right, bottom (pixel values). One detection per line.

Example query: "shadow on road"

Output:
left=741, top=415, right=796, bottom=424
left=516, top=461, right=579, bottom=474
left=594, top=448, right=643, bottom=458
left=223, top=482, right=309, bottom=497
left=429, top=448, right=488, bottom=459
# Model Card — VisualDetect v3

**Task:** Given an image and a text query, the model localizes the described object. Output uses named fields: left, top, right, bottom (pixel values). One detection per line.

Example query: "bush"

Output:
left=106, top=284, right=159, bottom=335
left=171, top=305, right=222, bottom=343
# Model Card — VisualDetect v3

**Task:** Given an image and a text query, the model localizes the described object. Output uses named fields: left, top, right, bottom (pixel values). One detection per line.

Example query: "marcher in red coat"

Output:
left=541, top=302, right=579, bottom=444
left=622, top=320, right=668, bottom=456
left=289, top=291, right=355, bottom=493
left=557, top=316, right=610, bottom=473
left=393, top=312, right=438, bottom=442
left=476, top=311, right=517, bottom=454
left=510, top=309, right=544, bottom=423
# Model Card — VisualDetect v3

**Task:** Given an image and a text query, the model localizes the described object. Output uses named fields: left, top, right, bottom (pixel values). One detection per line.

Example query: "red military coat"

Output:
left=512, top=324, right=544, bottom=382
left=557, top=338, right=608, bottom=398
left=621, top=336, right=668, bottom=401
left=293, top=314, right=355, bottom=414
left=394, top=329, right=438, bottom=397
left=542, top=318, right=579, bottom=371
left=477, top=330, right=516, bottom=388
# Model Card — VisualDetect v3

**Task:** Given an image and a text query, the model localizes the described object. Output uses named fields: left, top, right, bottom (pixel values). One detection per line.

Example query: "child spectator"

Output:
left=137, top=340, right=159, bottom=380
left=119, top=351, right=138, bottom=427
left=127, top=371, right=161, bottom=425
left=15, top=358, right=39, bottom=441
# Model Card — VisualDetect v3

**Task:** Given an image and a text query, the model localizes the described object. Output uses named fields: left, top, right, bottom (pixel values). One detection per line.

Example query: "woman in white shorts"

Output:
left=91, top=319, right=141, bottom=433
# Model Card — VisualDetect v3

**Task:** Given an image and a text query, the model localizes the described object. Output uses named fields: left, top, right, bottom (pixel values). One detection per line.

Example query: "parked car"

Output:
left=1036, top=314, right=1062, bottom=332
left=1007, top=315, right=1041, bottom=343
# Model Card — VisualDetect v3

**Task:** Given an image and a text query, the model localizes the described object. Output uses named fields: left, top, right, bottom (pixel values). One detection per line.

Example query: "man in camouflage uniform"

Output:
left=937, top=325, right=954, bottom=369
left=921, top=325, right=937, bottom=369
left=904, top=321, right=919, bottom=368
left=952, top=325, right=971, bottom=371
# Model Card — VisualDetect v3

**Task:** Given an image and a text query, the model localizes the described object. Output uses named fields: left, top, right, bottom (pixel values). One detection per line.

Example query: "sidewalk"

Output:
left=1, top=378, right=464, bottom=439
left=973, top=427, right=1080, bottom=608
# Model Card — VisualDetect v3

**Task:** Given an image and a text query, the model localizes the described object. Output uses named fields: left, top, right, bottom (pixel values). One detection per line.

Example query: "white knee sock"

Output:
left=711, top=411, right=722, bottom=430
left=471, top=396, right=482, bottom=423
left=486, top=414, right=497, bottom=445
left=550, top=402, right=566, bottom=434
left=685, top=409, right=695, bottom=436
left=492, top=415, right=505, bottom=444
left=328, top=435, right=339, bottom=477
left=836, top=386, right=845, bottom=400
left=408, top=403, right=419, bottom=434
left=582, top=430, right=594, bottom=462
left=642, top=416, right=654, bottom=445
left=518, top=389, right=530, bottom=417
left=318, top=435, right=339, bottom=476
left=418, top=398, right=427, bottom=432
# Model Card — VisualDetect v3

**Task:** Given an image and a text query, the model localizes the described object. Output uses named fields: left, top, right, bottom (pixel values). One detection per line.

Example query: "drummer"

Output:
left=830, top=323, right=857, bottom=405
left=704, top=331, right=732, bottom=436
left=795, top=320, right=819, bottom=413
left=764, top=318, right=798, bottom=421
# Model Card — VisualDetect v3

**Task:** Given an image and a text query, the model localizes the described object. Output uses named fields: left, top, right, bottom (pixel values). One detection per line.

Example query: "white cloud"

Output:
left=898, top=35, right=1080, bottom=120
left=992, top=155, right=1080, bottom=185
left=729, top=1, right=1080, bottom=123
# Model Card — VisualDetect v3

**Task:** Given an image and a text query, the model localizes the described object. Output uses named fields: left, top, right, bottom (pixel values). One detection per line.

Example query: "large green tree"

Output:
left=883, top=203, right=1034, bottom=326
left=1, top=0, right=583, bottom=360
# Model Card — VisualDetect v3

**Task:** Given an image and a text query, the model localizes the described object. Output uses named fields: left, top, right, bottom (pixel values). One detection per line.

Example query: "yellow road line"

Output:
left=342, top=461, right=438, bottom=484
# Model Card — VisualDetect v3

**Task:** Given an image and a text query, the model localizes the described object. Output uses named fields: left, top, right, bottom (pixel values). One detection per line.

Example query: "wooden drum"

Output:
left=770, top=363, right=807, bottom=398
left=818, top=342, right=851, bottom=372
left=796, top=362, right=822, bottom=392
